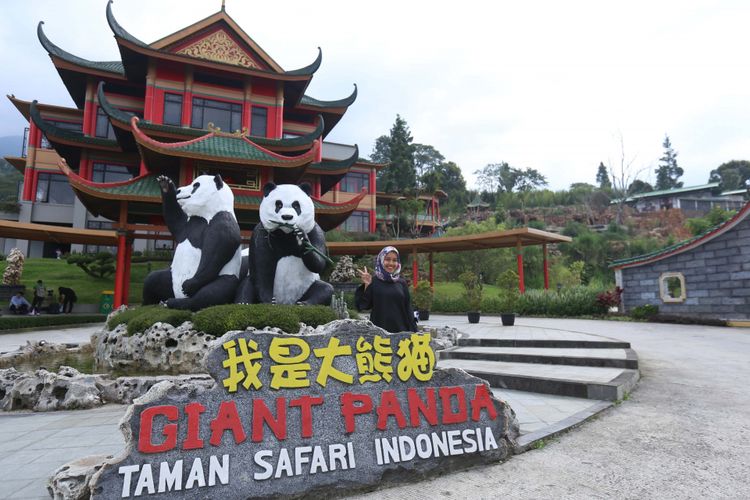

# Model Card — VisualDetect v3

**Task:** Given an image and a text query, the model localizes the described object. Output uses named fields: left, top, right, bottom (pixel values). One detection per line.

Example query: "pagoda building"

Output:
left=3, top=1, right=384, bottom=306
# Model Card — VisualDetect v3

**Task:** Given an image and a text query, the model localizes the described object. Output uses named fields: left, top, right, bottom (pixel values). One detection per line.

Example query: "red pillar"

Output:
left=412, top=248, right=418, bottom=290
left=122, top=240, right=133, bottom=306
left=429, top=252, right=434, bottom=288
left=114, top=231, right=127, bottom=308
left=543, top=244, right=549, bottom=290
left=516, top=240, right=525, bottom=294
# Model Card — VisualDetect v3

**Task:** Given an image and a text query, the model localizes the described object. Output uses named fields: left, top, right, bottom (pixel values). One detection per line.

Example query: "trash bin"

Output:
left=99, top=291, right=115, bottom=314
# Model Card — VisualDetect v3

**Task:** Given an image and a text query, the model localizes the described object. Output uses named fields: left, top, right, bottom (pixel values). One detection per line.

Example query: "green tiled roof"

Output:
left=106, top=1, right=150, bottom=49
left=284, top=48, right=322, bottom=76
left=301, top=84, right=357, bottom=109
left=38, top=21, right=124, bottom=75
left=29, top=100, right=119, bottom=148
left=624, top=182, right=720, bottom=202
left=143, top=134, right=307, bottom=164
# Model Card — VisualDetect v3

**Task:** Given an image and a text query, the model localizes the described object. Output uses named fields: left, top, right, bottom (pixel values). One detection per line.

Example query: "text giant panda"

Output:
left=143, top=174, right=241, bottom=310
left=235, top=182, right=333, bottom=305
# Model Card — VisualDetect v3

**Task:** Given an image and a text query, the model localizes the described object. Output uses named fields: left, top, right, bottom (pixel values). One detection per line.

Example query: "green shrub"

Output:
left=0, top=314, right=106, bottom=331
left=194, top=304, right=302, bottom=336
left=413, top=281, right=434, bottom=311
left=631, top=304, right=659, bottom=320
left=107, top=306, right=158, bottom=330
left=296, top=306, right=338, bottom=328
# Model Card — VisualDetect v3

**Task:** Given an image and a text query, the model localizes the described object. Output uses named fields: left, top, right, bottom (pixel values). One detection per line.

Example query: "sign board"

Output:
left=91, top=321, right=518, bottom=499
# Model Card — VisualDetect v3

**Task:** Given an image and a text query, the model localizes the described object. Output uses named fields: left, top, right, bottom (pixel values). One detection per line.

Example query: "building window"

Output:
left=250, top=106, right=268, bottom=137
left=342, top=210, right=370, bottom=233
left=340, top=172, right=369, bottom=193
left=95, top=108, right=116, bottom=139
left=163, top=93, right=183, bottom=126
left=35, top=173, right=75, bottom=204
left=92, top=162, right=134, bottom=183
left=40, top=120, right=83, bottom=149
left=659, top=272, right=686, bottom=303
left=84, top=221, right=116, bottom=254
left=191, top=97, right=242, bottom=133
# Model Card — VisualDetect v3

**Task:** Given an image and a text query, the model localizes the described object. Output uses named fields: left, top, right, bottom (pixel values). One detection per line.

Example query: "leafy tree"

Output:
left=596, top=162, right=611, bottom=189
left=474, top=162, right=547, bottom=194
left=627, top=179, right=653, bottom=195
left=709, top=160, right=750, bottom=191
left=66, top=252, right=116, bottom=278
left=412, top=144, right=444, bottom=188
left=421, top=161, right=468, bottom=216
left=655, top=135, right=683, bottom=190
left=372, top=115, right=416, bottom=193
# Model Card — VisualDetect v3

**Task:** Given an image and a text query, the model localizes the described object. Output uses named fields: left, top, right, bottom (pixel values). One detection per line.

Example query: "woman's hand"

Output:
left=358, top=266, right=372, bottom=288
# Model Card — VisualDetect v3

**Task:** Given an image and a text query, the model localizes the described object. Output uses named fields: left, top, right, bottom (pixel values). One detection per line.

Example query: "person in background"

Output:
left=58, top=286, right=78, bottom=314
left=9, top=291, right=31, bottom=315
left=30, top=279, right=45, bottom=315
left=355, top=246, right=418, bottom=333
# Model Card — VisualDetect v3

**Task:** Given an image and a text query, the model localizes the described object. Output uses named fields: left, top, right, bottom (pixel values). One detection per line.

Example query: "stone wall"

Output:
left=620, top=215, right=750, bottom=320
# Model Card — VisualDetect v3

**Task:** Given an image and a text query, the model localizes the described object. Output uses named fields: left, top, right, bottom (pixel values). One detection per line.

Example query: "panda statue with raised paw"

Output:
left=143, top=174, right=242, bottom=311
left=235, top=182, right=333, bottom=305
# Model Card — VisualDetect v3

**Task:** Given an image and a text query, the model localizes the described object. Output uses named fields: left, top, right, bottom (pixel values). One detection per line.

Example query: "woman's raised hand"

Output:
left=358, top=266, right=372, bottom=287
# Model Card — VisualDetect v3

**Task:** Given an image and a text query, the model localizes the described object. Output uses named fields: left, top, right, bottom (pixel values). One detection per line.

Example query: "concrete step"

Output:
left=440, top=346, right=639, bottom=369
left=457, top=338, right=631, bottom=349
left=437, top=358, right=639, bottom=401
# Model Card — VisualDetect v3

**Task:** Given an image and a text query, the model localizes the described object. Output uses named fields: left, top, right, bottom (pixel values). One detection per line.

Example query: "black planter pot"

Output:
left=467, top=311, right=480, bottom=324
left=418, top=310, right=430, bottom=321
left=501, top=313, right=516, bottom=326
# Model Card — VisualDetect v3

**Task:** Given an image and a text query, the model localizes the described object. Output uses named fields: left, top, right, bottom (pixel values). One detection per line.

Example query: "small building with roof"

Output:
left=611, top=202, right=750, bottom=322
left=623, top=182, right=746, bottom=216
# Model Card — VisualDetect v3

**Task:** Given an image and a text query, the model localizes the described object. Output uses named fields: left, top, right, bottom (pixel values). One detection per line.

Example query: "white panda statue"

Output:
left=143, top=174, right=241, bottom=310
left=235, top=182, right=333, bottom=305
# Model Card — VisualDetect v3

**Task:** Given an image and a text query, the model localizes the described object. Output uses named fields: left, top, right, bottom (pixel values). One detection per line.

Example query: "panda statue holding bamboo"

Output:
left=142, top=174, right=241, bottom=311
left=235, top=182, right=333, bottom=306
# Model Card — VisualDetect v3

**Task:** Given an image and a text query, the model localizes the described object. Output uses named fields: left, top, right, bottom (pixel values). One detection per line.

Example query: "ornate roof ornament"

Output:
left=176, top=29, right=260, bottom=68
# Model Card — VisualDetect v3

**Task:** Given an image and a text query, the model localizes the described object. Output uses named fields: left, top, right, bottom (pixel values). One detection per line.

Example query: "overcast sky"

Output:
left=2, top=0, right=749, bottom=190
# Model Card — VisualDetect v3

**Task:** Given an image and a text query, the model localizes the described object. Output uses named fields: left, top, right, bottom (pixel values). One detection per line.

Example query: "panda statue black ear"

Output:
left=263, top=182, right=277, bottom=197
left=213, top=174, right=224, bottom=190
left=299, top=182, right=313, bottom=196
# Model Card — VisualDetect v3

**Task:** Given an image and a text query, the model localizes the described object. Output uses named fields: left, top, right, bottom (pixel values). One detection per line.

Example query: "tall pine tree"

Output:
left=596, top=162, right=611, bottom=189
left=372, top=115, right=417, bottom=193
left=655, top=135, right=683, bottom=190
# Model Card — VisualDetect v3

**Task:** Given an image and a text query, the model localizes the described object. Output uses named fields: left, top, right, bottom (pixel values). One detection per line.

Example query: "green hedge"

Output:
left=0, top=314, right=106, bottom=331
left=107, top=303, right=351, bottom=337
left=193, top=304, right=337, bottom=337
left=432, top=286, right=608, bottom=316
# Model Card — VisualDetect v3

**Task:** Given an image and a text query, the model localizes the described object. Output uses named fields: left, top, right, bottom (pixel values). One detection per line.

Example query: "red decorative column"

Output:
left=114, top=230, right=127, bottom=308
left=122, top=239, right=133, bottom=306
left=543, top=243, right=549, bottom=290
left=516, top=240, right=525, bottom=294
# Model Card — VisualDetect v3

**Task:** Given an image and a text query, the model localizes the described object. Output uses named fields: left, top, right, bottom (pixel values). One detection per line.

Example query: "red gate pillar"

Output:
left=122, top=239, right=133, bottom=306
left=516, top=240, right=525, bottom=294
left=543, top=243, right=549, bottom=290
left=113, top=230, right=127, bottom=308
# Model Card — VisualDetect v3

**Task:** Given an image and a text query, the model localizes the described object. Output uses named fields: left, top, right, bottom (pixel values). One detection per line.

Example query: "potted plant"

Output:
left=497, top=269, right=520, bottom=326
left=459, top=271, right=483, bottom=323
left=413, top=280, right=434, bottom=321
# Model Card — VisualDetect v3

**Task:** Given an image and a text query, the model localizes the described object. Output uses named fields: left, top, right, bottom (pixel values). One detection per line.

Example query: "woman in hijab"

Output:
left=355, top=246, right=418, bottom=333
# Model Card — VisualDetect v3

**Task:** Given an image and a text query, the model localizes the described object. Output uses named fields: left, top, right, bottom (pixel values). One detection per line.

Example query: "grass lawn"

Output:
left=1, top=258, right=169, bottom=304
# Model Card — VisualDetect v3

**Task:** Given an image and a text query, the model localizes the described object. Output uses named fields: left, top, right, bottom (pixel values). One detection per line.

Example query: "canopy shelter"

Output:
left=2, top=221, right=569, bottom=305
left=328, top=228, right=571, bottom=292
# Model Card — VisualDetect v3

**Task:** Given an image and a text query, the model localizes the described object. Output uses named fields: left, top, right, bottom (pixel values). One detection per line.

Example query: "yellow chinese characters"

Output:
left=220, top=333, right=435, bottom=392
left=355, top=335, right=394, bottom=383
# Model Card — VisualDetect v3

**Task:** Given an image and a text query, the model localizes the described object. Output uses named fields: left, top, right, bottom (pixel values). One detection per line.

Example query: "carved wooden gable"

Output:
left=176, top=29, right=261, bottom=68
